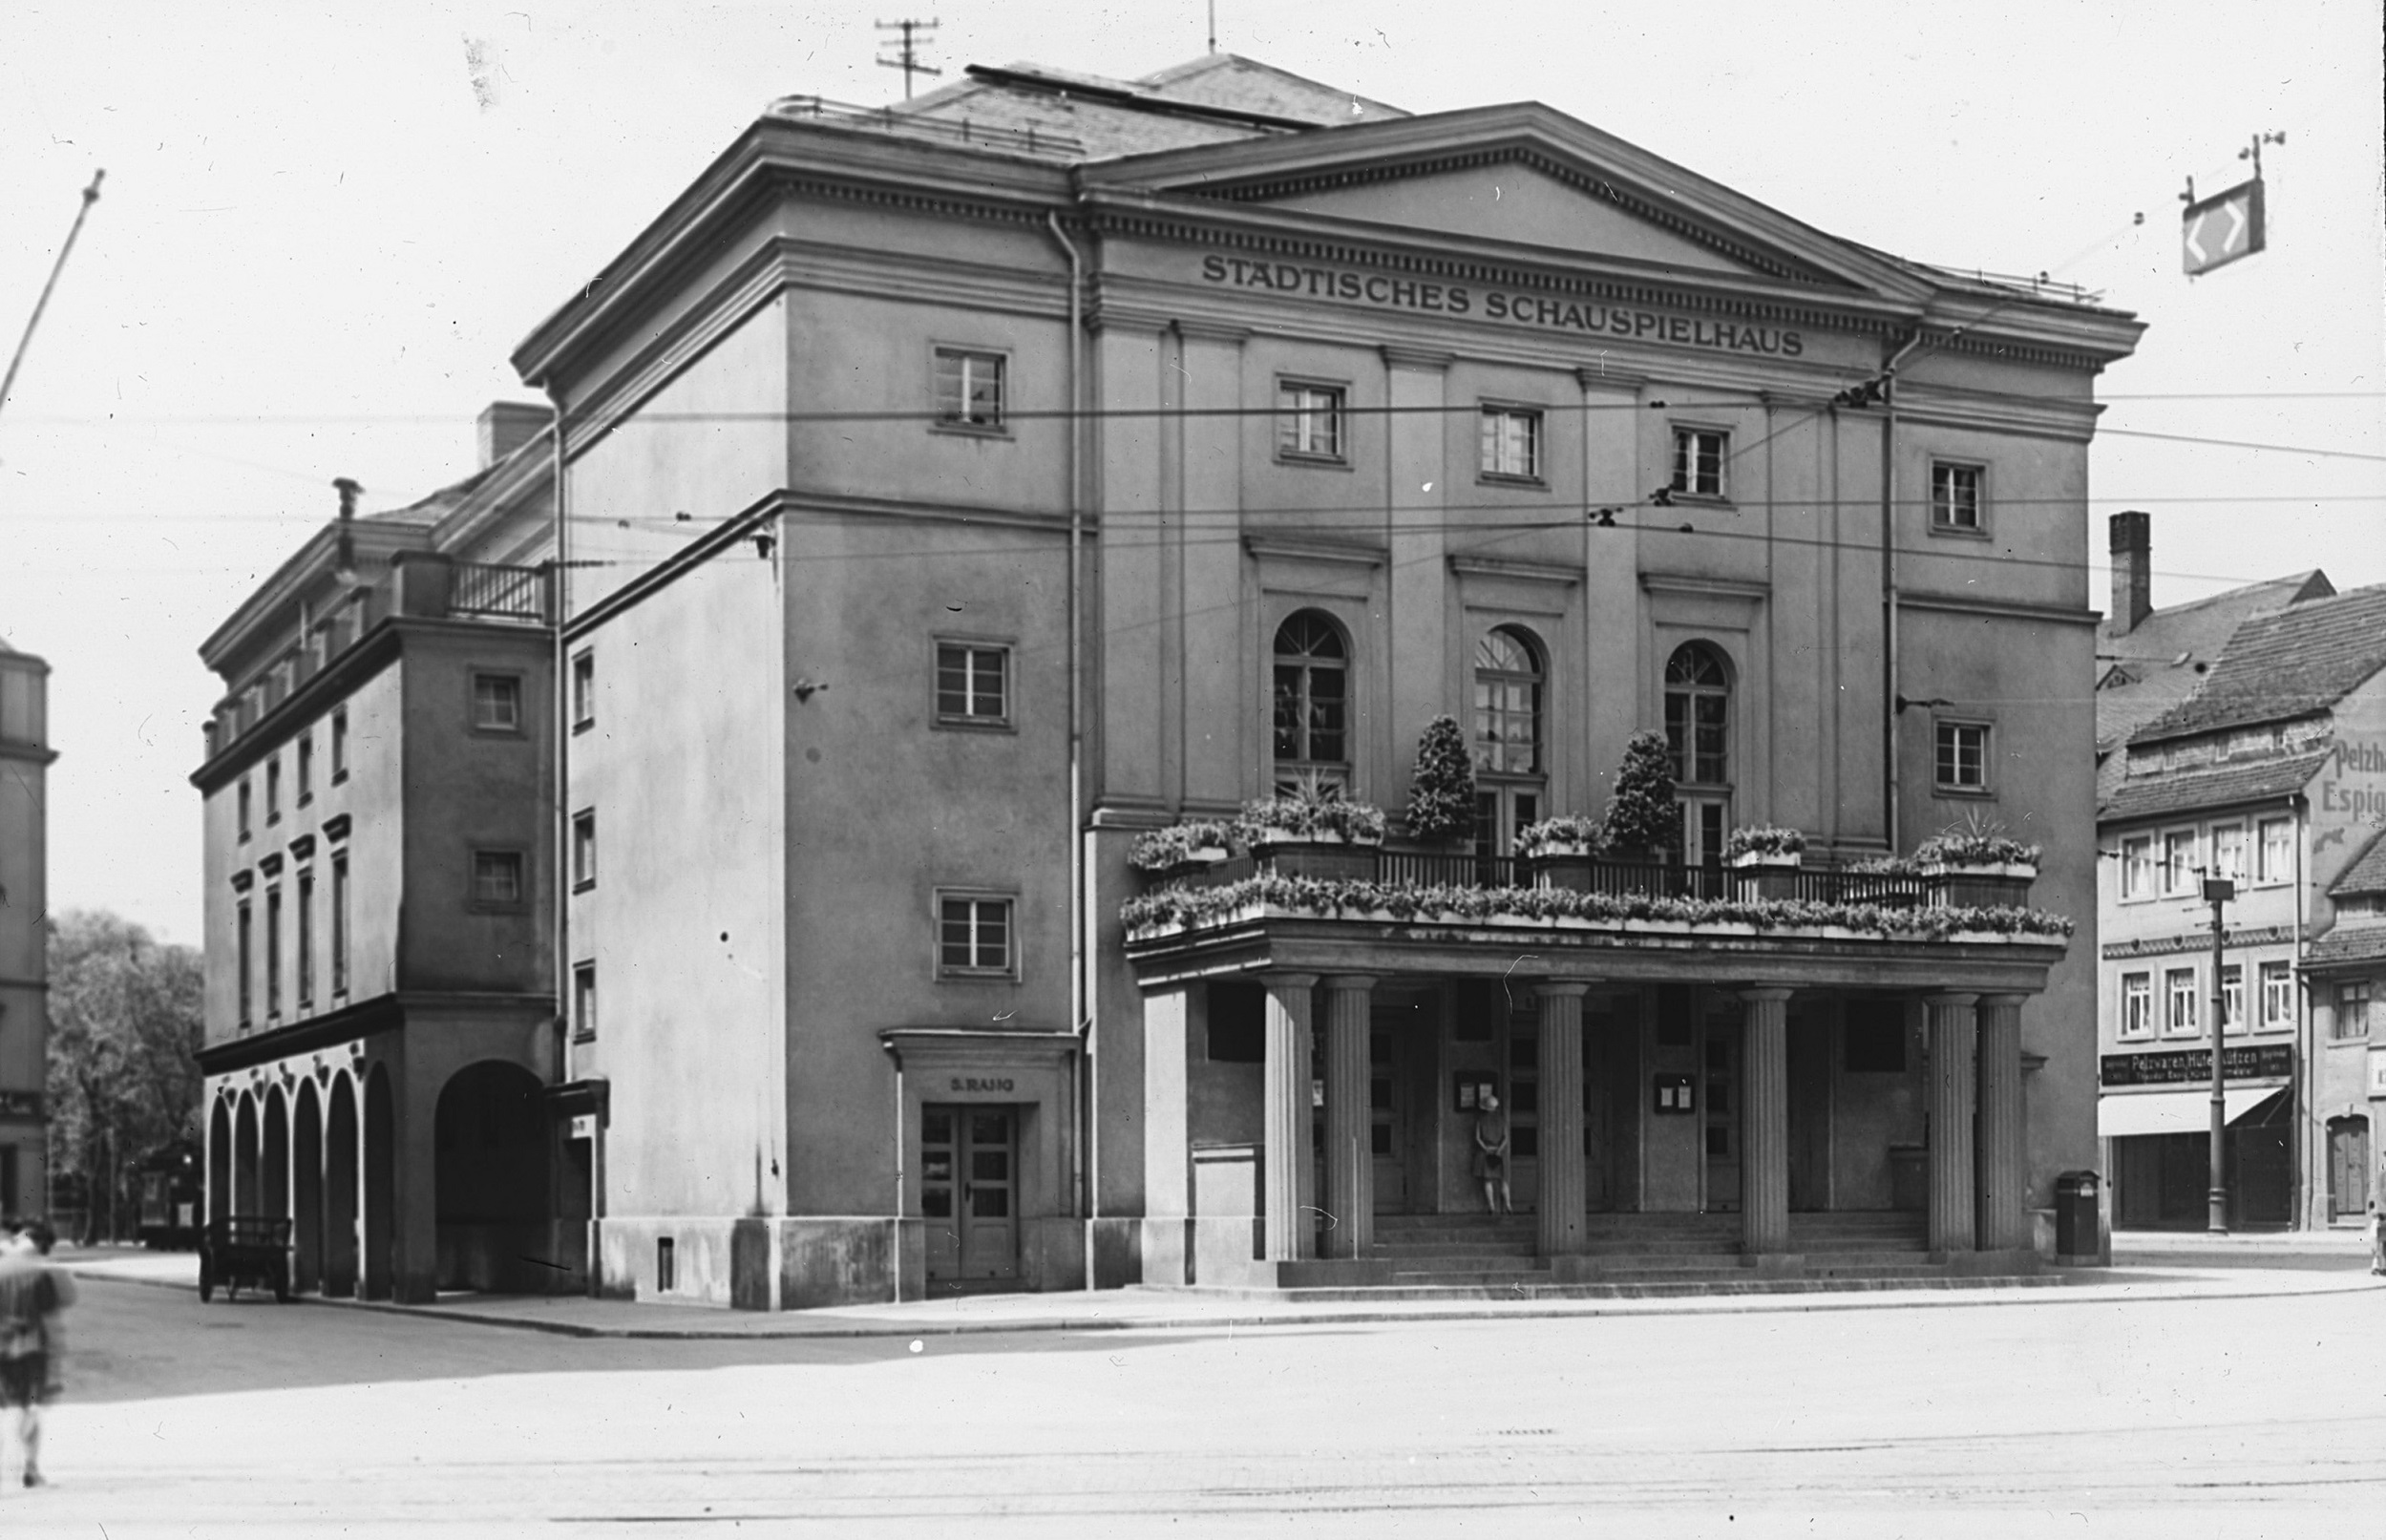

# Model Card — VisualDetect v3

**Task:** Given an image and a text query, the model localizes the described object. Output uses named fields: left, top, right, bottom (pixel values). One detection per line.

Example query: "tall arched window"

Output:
left=1472, top=626, right=1545, bottom=854
left=1272, top=611, right=1347, bottom=790
left=1664, top=642, right=1731, bottom=866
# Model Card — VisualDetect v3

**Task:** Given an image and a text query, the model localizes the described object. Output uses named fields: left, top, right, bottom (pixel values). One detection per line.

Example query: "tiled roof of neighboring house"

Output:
left=2095, top=570, right=2332, bottom=753
left=2100, top=749, right=2330, bottom=823
left=2302, top=925, right=2386, bottom=969
left=2132, top=582, right=2386, bottom=746
left=2330, top=829, right=2386, bottom=897
left=875, top=54, right=1405, bottom=161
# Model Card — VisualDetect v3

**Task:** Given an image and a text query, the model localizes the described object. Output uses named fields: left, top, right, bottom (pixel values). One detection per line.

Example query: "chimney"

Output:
left=478, top=401, right=551, bottom=468
left=2109, top=510, right=2152, bottom=635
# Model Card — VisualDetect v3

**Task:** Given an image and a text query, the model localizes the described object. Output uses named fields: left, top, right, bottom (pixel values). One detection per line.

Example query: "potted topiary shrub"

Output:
left=1235, top=773, right=1386, bottom=882
left=1598, top=729, right=1680, bottom=868
left=1515, top=815, right=1605, bottom=892
left=1403, top=714, right=1478, bottom=849
left=1126, top=820, right=1237, bottom=883
left=1724, top=824, right=1806, bottom=898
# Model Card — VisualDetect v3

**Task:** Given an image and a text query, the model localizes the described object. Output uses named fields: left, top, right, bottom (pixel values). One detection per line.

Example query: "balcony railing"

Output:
left=448, top=559, right=550, bottom=624
left=1156, top=850, right=1945, bottom=909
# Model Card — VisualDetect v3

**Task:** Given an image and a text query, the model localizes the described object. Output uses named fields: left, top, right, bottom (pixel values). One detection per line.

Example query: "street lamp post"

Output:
left=2204, top=875, right=2236, bottom=1235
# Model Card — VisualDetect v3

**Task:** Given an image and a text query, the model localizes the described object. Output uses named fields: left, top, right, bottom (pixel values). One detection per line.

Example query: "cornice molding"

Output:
left=1243, top=536, right=1387, bottom=568
left=1381, top=344, right=1454, bottom=371
left=1640, top=574, right=1771, bottom=603
left=1899, top=591, right=2101, bottom=628
left=1448, top=555, right=1583, bottom=586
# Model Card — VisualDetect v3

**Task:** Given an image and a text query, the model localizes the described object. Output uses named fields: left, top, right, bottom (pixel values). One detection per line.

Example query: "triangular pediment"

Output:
left=1257, top=160, right=1763, bottom=277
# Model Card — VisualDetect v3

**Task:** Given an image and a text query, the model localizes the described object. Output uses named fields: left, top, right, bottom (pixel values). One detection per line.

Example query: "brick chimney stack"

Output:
left=2109, top=510, right=2152, bottom=635
left=478, top=401, right=551, bottom=469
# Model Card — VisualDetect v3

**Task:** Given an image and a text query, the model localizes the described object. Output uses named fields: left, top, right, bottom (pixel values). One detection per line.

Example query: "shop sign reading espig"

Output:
left=1198, top=254, right=1806, bottom=356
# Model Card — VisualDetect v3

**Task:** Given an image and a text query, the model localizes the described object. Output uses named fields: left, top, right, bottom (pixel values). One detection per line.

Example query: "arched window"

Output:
left=1272, top=611, right=1347, bottom=789
left=1472, top=626, right=1545, bottom=854
left=1664, top=642, right=1731, bottom=866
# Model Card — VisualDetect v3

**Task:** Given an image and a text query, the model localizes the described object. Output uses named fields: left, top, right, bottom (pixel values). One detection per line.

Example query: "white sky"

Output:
left=3, top=0, right=2381, bottom=944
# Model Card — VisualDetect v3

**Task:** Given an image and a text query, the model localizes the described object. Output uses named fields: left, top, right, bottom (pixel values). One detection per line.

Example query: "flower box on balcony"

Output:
left=1248, top=832, right=1381, bottom=883
left=1920, top=861, right=2038, bottom=910
left=1727, top=849, right=1805, bottom=901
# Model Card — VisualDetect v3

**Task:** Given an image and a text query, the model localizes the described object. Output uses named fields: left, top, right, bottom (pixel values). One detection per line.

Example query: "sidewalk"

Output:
left=59, top=1242, right=2382, bottom=1340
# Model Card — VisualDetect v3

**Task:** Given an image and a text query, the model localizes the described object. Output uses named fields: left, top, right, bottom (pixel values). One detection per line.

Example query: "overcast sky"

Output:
left=3, top=0, right=2380, bottom=944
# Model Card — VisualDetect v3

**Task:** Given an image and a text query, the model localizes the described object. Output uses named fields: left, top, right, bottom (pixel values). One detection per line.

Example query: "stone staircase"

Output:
left=1180, top=1211, right=2056, bottom=1301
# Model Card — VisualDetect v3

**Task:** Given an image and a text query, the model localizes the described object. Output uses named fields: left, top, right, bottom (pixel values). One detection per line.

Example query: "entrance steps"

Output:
left=1161, top=1211, right=2055, bottom=1301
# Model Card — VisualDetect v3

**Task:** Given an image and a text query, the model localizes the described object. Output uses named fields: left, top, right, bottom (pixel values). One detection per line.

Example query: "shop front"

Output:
left=2099, top=1043, right=2295, bottom=1230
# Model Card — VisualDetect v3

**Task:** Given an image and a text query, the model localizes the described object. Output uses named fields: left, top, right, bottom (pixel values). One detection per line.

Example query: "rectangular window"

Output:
left=938, top=895, right=1015, bottom=978
left=571, top=650, right=595, bottom=729
left=572, top=811, right=596, bottom=891
left=574, top=961, right=597, bottom=1041
left=2210, top=823, right=2245, bottom=881
left=1930, top=462, right=1983, bottom=531
left=472, top=673, right=522, bottom=732
left=2161, top=830, right=2198, bottom=896
left=237, top=901, right=254, bottom=1025
left=933, top=348, right=1004, bottom=429
left=1933, top=721, right=1989, bottom=791
left=265, top=886, right=283, bottom=1019
left=331, top=854, right=349, bottom=997
left=2256, top=817, right=2292, bottom=884
left=1277, top=381, right=1345, bottom=461
left=2259, top=960, right=2293, bottom=1030
left=238, top=779, right=253, bottom=841
left=2164, top=966, right=2199, bottom=1037
left=1670, top=427, right=1727, bottom=498
left=1478, top=406, right=1542, bottom=480
left=331, top=707, right=349, bottom=781
left=2120, top=972, right=2153, bottom=1039
left=472, top=850, right=525, bottom=908
left=935, top=643, right=1010, bottom=726
left=2336, top=981, right=2372, bottom=1042
left=296, top=733, right=314, bottom=806
left=2121, top=836, right=2152, bottom=901
left=265, top=757, right=282, bottom=824
left=296, top=870, right=314, bottom=1010
left=2221, top=963, right=2244, bottom=1037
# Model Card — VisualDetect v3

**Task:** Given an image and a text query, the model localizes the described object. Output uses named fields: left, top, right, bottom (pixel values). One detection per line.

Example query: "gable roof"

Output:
left=2132, top=583, right=2386, bottom=746
left=2331, top=829, right=2386, bottom=899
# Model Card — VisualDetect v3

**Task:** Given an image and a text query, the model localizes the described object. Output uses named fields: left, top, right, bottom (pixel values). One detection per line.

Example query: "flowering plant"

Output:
left=1514, top=816, right=1607, bottom=857
left=1126, top=821, right=1237, bottom=873
left=1911, top=833, right=2040, bottom=869
left=1235, top=778, right=1386, bottom=846
left=1723, top=826, right=1807, bottom=860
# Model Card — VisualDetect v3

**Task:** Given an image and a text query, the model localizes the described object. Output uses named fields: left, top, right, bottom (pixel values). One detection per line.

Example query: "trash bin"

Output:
left=2055, top=1170, right=2100, bottom=1257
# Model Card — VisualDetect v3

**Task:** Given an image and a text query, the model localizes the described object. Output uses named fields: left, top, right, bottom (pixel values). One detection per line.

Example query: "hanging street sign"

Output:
left=2182, top=179, right=2265, bottom=276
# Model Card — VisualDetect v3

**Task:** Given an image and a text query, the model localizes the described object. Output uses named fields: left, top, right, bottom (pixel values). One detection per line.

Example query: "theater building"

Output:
left=201, top=53, right=2147, bottom=1305
left=2094, top=531, right=2386, bottom=1231
left=0, top=636, right=53, bottom=1219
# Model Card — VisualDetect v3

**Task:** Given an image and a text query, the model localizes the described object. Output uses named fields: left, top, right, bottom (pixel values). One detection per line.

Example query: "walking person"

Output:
left=2370, top=1163, right=2385, bottom=1277
left=0, top=1220, right=74, bottom=1488
left=1473, top=1092, right=1512, bottom=1215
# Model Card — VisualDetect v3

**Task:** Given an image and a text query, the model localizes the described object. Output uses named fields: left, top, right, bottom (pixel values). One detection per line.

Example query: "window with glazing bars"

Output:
left=1277, top=382, right=1344, bottom=460
left=934, top=348, right=1004, bottom=428
left=1931, top=463, right=1982, bottom=529
left=939, top=897, right=1013, bottom=976
left=1479, top=407, right=1541, bottom=479
left=1670, top=427, right=1726, bottom=497
left=936, top=643, right=1009, bottom=724
left=1272, top=612, right=1347, bottom=784
left=1663, top=643, right=1728, bottom=784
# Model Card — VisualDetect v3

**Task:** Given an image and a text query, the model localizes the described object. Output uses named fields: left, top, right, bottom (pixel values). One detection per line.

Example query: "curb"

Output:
left=69, top=1266, right=2385, bottom=1340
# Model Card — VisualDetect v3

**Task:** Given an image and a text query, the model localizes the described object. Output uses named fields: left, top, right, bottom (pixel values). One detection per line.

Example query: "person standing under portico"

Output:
left=1473, top=1092, right=1512, bottom=1215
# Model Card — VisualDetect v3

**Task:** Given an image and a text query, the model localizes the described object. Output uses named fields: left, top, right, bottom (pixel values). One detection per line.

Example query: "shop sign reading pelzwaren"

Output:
left=2100, top=1044, right=2293, bottom=1086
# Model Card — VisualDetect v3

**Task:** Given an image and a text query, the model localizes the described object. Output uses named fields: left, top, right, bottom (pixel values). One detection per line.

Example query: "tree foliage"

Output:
left=45, top=910, right=203, bottom=1240
left=1404, top=714, right=1478, bottom=841
left=1600, top=729, right=1680, bottom=854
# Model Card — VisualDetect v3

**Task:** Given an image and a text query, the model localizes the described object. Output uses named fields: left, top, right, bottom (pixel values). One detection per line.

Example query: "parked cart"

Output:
left=198, top=1217, right=293, bottom=1302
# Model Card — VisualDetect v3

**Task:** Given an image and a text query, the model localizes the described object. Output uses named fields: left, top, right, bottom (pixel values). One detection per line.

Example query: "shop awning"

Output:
left=2098, top=1086, right=2286, bottom=1138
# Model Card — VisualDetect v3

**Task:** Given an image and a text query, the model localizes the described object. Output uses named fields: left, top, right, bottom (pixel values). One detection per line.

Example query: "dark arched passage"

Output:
left=325, top=1075, right=359, bottom=1297
left=434, top=1061, right=553, bottom=1293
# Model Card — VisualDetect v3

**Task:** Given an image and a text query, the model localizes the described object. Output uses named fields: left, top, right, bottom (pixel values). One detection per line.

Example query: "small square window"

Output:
left=1934, top=721, right=1989, bottom=791
left=573, top=961, right=597, bottom=1041
left=1277, top=381, right=1345, bottom=462
left=473, top=849, right=525, bottom=908
left=936, top=643, right=1010, bottom=726
left=572, top=811, right=596, bottom=891
left=1670, top=427, right=1727, bottom=498
left=938, top=895, right=1015, bottom=978
left=1479, top=406, right=1542, bottom=481
left=934, top=348, right=1005, bottom=430
left=2120, top=972, right=2154, bottom=1039
left=473, top=674, right=522, bottom=732
left=330, top=707, right=349, bottom=781
left=572, top=651, right=595, bottom=730
left=1931, top=462, right=1984, bottom=532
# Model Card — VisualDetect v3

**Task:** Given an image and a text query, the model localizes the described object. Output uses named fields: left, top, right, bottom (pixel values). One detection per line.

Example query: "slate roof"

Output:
left=2331, top=829, right=2386, bottom=898
left=2132, top=582, right=2386, bottom=746
left=881, top=54, right=1405, bottom=161
left=2302, top=925, right=2386, bottom=970
left=2100, top=748, right=2331, bottom=824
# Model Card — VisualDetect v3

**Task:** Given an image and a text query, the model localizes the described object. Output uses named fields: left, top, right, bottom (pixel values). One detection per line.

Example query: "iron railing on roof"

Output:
left=1917, top=264, right=2104, bottom=306
left=767, top=95, right=1087, bottom=158
left=449, top=560, right=550, bottom=624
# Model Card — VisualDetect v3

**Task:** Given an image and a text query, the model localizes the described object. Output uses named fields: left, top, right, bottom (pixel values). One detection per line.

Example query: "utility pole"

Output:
left=876, top=18, right=942, bottom=99
left=0, top=169, right=104, bottom=421
left=2204, top=873, right=2236, bottom=1234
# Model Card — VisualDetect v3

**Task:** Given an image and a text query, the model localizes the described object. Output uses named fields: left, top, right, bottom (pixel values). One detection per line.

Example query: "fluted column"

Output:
left=1975, top=993, right=2028, bottom=1252
left=1261, top=974, right=1319, bottom=1262
left=1535, top=982, right=1593, bottom=1256
left=1927, top=993, right=1980, bottom=1253
left=1740, top=987, right=1794, bottom=1255
left=1320, top=975, right=1376, bottom=1259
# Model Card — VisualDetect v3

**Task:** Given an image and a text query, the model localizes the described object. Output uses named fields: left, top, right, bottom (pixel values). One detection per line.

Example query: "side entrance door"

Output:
left=921, top=1105, right=1018, bottom=1288
left=2328, top=1116, right=2370, bottom=1222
